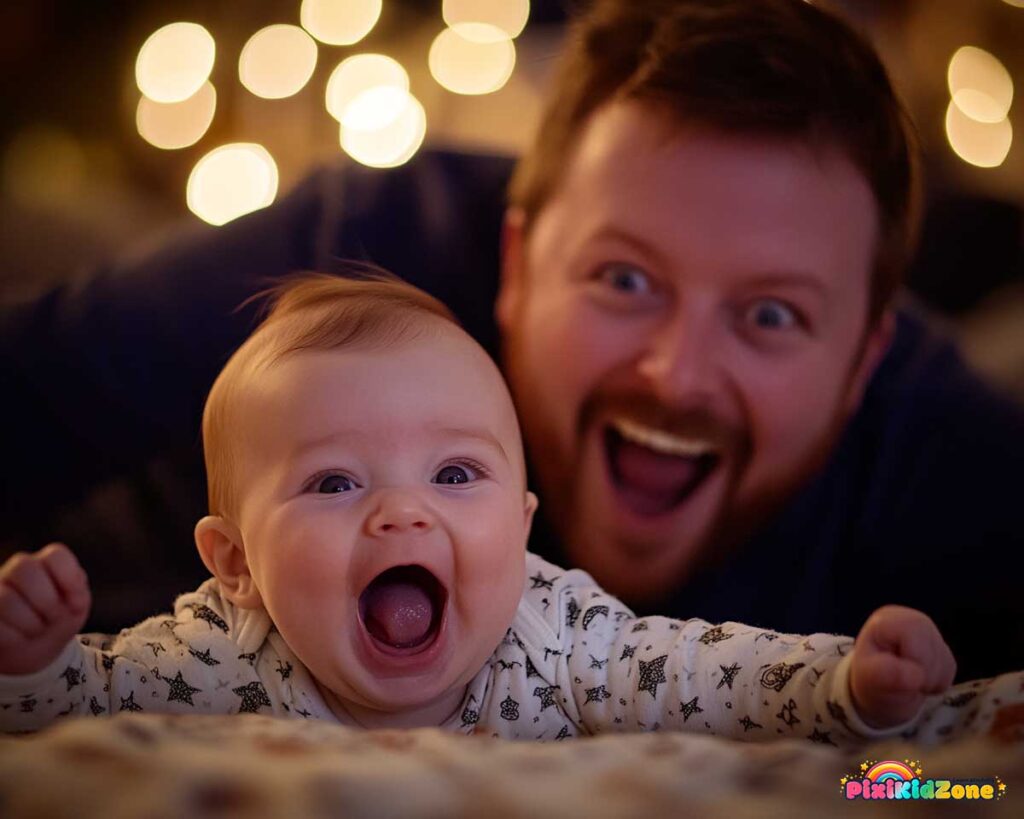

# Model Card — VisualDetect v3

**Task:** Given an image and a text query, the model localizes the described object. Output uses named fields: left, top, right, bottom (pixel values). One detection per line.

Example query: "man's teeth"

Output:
left=611, top=417, right=717, bottom=458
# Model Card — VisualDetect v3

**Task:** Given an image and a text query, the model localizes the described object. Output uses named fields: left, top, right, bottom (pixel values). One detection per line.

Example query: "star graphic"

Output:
left=543, top=647, right=562, bottom=662
left=59, top=665, right=82, bottom=691
left=619, top=644, right=637, bottom=661
left=860, top=762, right=869, bottom=772
left=164, top=671, right=202, bottom=706
left=698, top=626, right=733, bottom=645
left=637, top=655, right=668, bottom=699
left=555, top=725, right=571, bottom=740
left=119, top=691, right=143, bottom=712
left=101, top=653, right=117, bottom=671
left=739, top=715, right=763, bottom=732
left=525, top=656, right=540, bottom=678
left=808, top=728, right=836, bottom=745
left=589, top=655, right=609, bottom=670
left=144, top=642, right=166, bottom=658
left=89, top=697, right=106, bottom=716
left=582, top=605, right=609, bottom=630
left=717, top=663, right=741, bottom=690
left=631, top=621, right=649, bottom=633
left=186, top=603, right=230, bottom=633
left=499, top=695, right=520, bottom=721
left=276, top=660, right=293, bottom=680
left=566, top=597, right=581, bottom=627
left=233, top=681, right=272, bottom=713
left=533, top=685, right=561, bottom=711
left=188, top=647, right=220, bottom=666
left=777, top=698, right=800, bottom=728
left=237, top=652, right=257, bottom=666
left=529, top=572, right=556, bottom=590
left=680, top=696, right=703, bottom=722
left=584, top=685, right=611, bottom=705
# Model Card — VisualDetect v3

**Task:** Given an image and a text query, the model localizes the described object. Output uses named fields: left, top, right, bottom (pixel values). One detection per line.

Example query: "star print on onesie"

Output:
left=0, top=553, right=936, bottom=744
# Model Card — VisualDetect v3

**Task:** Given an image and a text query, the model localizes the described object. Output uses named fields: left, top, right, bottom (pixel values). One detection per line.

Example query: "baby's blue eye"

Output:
left=748, top=299, right=797, bottom=330
left=316, top=474, right=356, bottom=493
left=434, top=465, right=471, bottom=485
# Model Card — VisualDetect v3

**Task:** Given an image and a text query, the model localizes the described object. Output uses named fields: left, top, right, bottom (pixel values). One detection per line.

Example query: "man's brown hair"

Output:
left=201, top=271, right=457, bottom=520
left=508, top=0, right=920, bottom=323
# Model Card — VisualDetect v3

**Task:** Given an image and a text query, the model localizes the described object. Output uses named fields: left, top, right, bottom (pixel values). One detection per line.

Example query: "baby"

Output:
left=0, top=273, right=955, bottom=742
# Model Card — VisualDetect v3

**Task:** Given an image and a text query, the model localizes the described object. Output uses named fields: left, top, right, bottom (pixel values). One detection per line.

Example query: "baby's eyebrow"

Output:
left=431, top=426, right=510, bottom=463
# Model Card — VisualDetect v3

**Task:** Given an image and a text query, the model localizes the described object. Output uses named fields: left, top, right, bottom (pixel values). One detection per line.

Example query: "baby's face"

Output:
left=232, top=326, right=536, bottom=725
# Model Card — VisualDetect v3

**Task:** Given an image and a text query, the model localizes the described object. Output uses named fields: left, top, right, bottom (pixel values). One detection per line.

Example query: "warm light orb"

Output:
left=239, top=24, right=318, bottom=99
left=428, top=25, right=516, bottom=95
left=325, top=54, right=410, bottom=127
left=443, top=0, right=530, bottom=40
left=136, top=81, right=217, bottom=150
left=945, top=101, right=1013, bottom=168
left=300, top=0, right=382, bottom=46
left=340, top=95, right=426, bottom=168
left=136, top=22, right=216, bottom=103
left=948, top=46, right=1014, bottom=123
left=186, top=143, right=279, bottom=225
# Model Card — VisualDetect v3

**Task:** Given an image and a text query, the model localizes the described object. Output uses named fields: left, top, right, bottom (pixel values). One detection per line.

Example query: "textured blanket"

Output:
left=2, top=671, right=1022, bottom=818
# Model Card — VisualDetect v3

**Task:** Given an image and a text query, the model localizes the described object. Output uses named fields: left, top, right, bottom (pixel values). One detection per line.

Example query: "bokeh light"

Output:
left=300, top=0, right=382, bottom=46
left=186, top=143, right=279, bottom=225
left=239, top=24, right=318, bottom=99
left=428, top=25, right=516, bottom=95
left=443, top=0, right=530, bottom=40
left=945, top=101, right=1013, bottom=168
left=136, top=22, right=216, bottom=104
left=341, top=95, right=426, bottom=168
left=325, top=54, right=410, bottom=128
left=136, top=82, right=217, bottom=150
left=948, top=46, right=1014, bottom=124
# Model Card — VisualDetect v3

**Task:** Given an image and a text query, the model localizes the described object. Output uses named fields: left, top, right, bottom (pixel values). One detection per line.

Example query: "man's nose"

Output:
left=364, top=489, right=436, bottom=536
left=635, top=312, right=720, bottom=404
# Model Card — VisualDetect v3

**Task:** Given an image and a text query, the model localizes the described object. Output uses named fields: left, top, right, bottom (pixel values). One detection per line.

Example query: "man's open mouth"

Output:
left=358, top=565, right=447, bottom=654
left=604, top=418, right=719, bottom=517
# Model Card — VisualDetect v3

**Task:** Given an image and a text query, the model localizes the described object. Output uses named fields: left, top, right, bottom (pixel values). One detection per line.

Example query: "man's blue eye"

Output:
left=316, top=474, right=356, bottom=493
left=748, top=300, right=797, bottom=330
left=434, top=465, right=471, bottom=485
left=599, top=264, right=652, bottom=295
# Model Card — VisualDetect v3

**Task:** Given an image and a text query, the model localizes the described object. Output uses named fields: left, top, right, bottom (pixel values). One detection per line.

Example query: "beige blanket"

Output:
left=2, top=670, right=1022, bottom=818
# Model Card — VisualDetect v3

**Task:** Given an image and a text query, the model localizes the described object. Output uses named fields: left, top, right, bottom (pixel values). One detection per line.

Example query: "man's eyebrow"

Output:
left=586, top=226, right=673, bottom=271
left=741, top=272, right=829, bottom=300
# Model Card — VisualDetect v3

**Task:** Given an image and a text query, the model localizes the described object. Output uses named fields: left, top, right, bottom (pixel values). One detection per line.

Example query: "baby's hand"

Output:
left=850, top=604, right=956, bottom=729
left=0, top=544, right=91, bottom=675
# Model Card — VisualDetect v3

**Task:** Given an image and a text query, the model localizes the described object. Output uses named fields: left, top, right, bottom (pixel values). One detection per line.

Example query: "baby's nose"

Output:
left=365, top=490, right=435, bottom=535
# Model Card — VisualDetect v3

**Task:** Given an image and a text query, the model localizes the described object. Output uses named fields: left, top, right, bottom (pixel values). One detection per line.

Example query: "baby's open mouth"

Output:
left=358, top=565, right=447, bottom=653
left=604, top=419, right=719, bottom=516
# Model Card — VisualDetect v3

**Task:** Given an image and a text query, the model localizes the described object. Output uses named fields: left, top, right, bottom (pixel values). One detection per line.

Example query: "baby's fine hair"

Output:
left=201, top=268, right=459, bottom=519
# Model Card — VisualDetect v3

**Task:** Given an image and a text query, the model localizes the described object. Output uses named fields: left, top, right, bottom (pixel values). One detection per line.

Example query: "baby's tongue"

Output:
left=362, top=579, right=434, bottom=648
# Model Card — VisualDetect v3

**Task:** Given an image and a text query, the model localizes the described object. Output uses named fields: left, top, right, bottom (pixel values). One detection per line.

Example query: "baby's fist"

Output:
left=851, top=605, right=956, bottom=729
left=0, top=544, right=91, bottom=675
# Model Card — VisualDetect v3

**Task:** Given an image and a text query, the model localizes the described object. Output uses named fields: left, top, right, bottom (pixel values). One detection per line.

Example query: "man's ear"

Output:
left=194, top=516, right=263, bottom=609
left=844, top=308, right=896, bottom=416
left=496, top=207, right=527, bottom=332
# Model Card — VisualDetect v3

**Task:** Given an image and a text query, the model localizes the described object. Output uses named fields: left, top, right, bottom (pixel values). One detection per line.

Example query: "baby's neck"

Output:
left=316, top=681, right=468, bottom=730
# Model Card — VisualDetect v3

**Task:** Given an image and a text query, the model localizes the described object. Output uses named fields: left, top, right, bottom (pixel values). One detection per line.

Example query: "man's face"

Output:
left=499, top=101, right=891, bottom=603
left=232, top=328, right=535, bottom=727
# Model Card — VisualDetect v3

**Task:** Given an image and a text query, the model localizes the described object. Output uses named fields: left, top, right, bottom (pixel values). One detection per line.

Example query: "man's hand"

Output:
left=0, top=544, right=91, bottom=675
left=851, top=604, right=956, bottom=729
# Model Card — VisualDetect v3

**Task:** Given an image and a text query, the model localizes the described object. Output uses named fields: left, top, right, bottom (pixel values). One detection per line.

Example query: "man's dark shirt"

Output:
left=2, top=150, right=1022, bottom=680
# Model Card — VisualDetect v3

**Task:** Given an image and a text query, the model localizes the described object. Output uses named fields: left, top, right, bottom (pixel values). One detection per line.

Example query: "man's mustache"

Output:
left=580, top=387, right=750, bottom=460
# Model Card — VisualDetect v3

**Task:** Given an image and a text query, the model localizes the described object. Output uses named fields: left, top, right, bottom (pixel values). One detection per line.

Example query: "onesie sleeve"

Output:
left=556, top=577, right=925, bottom=747
left=0, top=579, right=275, bottom=733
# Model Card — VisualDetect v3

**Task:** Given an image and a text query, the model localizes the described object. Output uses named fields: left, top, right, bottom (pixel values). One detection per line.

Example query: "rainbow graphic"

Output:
left=865, top=761, right=917, bottom=784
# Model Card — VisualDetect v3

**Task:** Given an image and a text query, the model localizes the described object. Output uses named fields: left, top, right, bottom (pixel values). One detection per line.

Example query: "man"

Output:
left=2, top=0, right=1022, bottom=679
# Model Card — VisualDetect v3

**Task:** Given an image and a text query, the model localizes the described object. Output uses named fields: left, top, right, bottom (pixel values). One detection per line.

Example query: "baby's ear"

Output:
left=194, top=516, right=263, bottom=609
left=523, top=491, right=539, bottom=534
